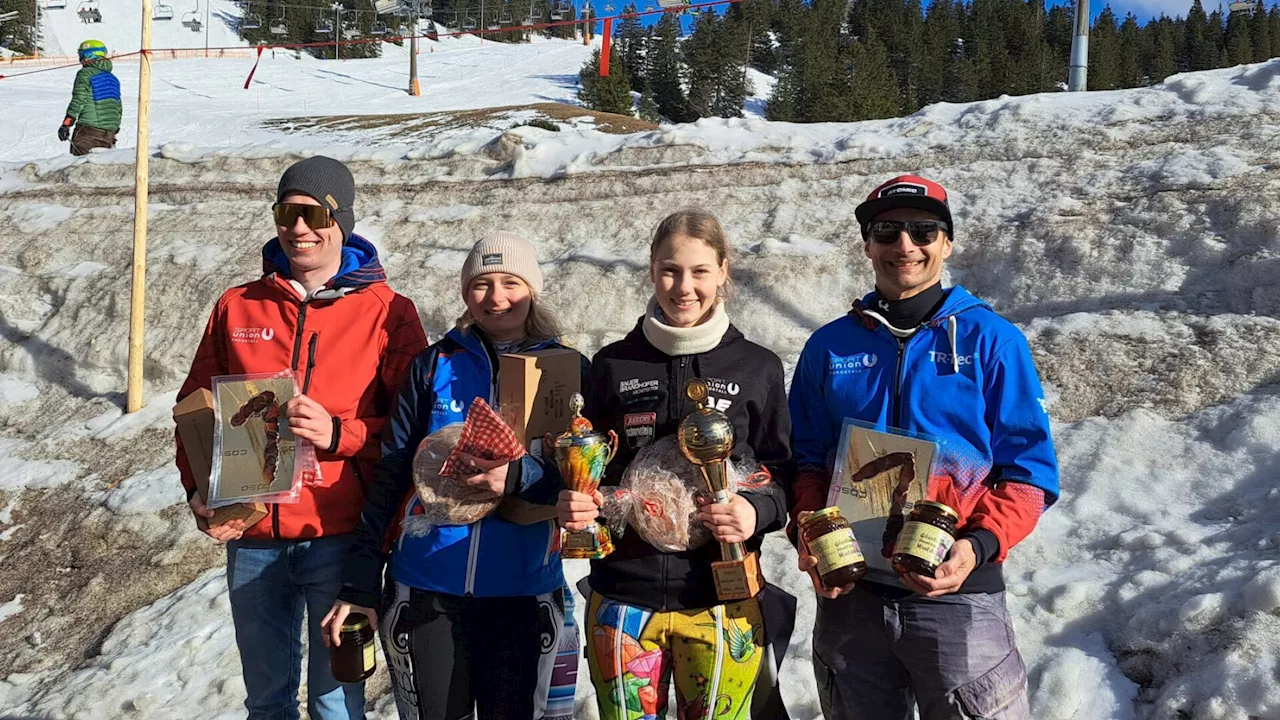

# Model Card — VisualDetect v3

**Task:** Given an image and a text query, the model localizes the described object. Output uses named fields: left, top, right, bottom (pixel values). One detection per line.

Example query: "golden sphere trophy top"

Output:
left=677, top=378, right=764, bottom=601
left=552, top=392, right=618, bottom=560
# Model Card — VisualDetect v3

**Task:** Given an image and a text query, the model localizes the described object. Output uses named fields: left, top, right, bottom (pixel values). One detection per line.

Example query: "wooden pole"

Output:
left=126, top=0, right=153, bottom=413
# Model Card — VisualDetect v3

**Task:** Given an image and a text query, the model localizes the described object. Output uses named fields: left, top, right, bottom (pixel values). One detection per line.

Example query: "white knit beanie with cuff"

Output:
left=460, top=232, right=544, bottom=296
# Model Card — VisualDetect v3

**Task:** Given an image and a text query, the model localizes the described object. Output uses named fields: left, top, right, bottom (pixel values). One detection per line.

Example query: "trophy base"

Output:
left=712, top=551, right=764, bottom=601
left=561, top=524, right=614, bottom=560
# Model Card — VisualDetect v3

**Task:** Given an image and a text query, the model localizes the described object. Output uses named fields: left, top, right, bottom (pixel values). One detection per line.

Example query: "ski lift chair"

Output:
left=499, top=10, right=512, bottom=23
left=315, top=17, right=333, bottom=33
left=45, top=0, right=67, bottom=10
left=371, top=20, right=387, bottom=34
left=153, top=3, right=174, bottom=19
left=549, top=4, right=562, bottom=19
left=270, top=17, right=288, bottom=33
left=463, top=14, right=477, bottom=29
left=342, top=20, right=361, bottom=37
left=243, top=12, right=261, bottom=28
left=487, top=16, right=500, bottom=29
left=182, top=8, right=203, bottom=30
left=530, top=6, right=542, bottom=19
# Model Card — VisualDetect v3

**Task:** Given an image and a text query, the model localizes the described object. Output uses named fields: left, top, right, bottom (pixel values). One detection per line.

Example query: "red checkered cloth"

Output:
left=438, top=397, right=526, bottom=478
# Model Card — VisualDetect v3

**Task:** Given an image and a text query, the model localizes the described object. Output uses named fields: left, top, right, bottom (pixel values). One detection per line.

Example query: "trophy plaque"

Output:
left=677, top=378, right=764, bottom=601
left=551, top=393, right=618, bottom=559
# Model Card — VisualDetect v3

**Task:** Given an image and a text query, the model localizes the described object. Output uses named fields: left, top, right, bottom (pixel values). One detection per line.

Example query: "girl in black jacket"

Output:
left=558, top=208, right=792, bottom=720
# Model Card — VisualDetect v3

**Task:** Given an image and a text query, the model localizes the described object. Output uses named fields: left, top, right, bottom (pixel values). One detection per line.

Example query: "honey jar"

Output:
left=891, top=501, right=959, bottom=578
left=800, top=506, right=867, bottom=589
left=330, top=614, right=376, bottom=683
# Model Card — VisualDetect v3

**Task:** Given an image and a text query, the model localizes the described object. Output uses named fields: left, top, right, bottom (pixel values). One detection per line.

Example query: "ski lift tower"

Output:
left=377, top=0, right=421, bottom=95
left=1067, top=0, right=1088, bottom=91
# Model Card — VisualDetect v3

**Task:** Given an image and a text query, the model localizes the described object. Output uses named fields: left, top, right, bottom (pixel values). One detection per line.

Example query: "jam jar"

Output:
left=330, top=614, right=377, bottom=683
left=891, top=501, right=960, bottom=578
left=800, top=507, right=867, bottom=589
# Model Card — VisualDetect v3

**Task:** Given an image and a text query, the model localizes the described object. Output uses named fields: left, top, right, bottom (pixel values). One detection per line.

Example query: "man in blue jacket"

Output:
left=789, top=175, right=1059, bottom=720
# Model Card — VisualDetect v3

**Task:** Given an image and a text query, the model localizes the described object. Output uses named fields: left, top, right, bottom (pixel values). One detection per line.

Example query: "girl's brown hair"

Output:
left=649, top=207, right=733, bottom=297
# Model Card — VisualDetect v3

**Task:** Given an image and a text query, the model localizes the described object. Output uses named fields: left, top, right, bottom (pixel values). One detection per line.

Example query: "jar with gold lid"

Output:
left=330, top=614, right=377, bottom=683
left=800, top=506, right=867, bottom=589
left=891, top=501, right=959, bottom=578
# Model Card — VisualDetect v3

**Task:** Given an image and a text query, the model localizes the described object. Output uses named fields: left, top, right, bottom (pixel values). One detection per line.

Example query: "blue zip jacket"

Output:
left=790, top=285, right=1058, bottom=577
left=339, top=327, right=583, bottom=606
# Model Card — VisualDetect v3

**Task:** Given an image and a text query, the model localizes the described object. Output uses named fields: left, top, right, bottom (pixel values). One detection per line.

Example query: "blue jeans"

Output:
left=813, top=586, right=1029, bottom=720
left=226, top=535, right=366, bottom=720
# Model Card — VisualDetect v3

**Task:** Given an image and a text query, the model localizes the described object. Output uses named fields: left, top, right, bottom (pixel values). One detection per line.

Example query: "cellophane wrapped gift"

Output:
left=600, top=435, right=772, bottom=553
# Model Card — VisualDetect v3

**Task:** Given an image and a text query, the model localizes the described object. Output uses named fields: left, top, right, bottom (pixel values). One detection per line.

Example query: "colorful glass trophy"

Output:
left=677, top=378, right=764, bottom=601
left=552, top=393, right=618, bottom=559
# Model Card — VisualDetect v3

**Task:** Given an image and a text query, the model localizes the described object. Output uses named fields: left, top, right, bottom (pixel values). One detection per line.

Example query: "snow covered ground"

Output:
left=2, top=29, right=1280, bottom=720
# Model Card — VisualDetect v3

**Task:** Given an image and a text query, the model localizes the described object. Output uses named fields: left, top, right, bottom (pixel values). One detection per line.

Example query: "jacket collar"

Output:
left=261, top=234, right=387, bottom=301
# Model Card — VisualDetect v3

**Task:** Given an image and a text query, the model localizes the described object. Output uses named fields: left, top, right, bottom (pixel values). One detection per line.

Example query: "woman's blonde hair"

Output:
left=649, top=207, right=734, bottom=298
left=455, top=286, right=563, bottom=343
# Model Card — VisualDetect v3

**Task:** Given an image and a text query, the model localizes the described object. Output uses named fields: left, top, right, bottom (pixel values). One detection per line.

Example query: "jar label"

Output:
left=897, top=521, right=954, bottom=566
left=362, top=639, right=376, bottom=673
left=809, top=527, right=864, bottom=575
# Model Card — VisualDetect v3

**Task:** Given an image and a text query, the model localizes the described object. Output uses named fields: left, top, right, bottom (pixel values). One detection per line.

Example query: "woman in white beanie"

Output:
left=325, top=232, right=584, bottom=720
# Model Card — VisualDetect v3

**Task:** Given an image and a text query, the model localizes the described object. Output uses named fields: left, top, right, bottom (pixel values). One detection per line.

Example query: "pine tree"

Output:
left=1207, top=7, right=1227, bottom=67
left=1250, top=0, right=1272, bottom=62
left=1088, top=6, right=1121, bottom=90
left=851, top=28, right=903, bottom=119
left=766, top=67, right=800, bottom=121
left=1225, top=6, right=1254, bottom=65
left=637, top=81, right=661, bottom=122
left=1043, top=2, right=1075, bottom=87
left=1270, top=5, right=1280, bottom=57
left=919, top=0, right=962, bottom=106
left=578, top=49, right=635, bottom=116
left=1183, top=0, right=1213, bottom=70
left=685, top=13, right=722, bottom=117
left=647, top=14, right=694, bottom=122
left=797, top=0, right=856, bottom=121
left=1118, top=13, right=1144, bottom=87
left=617, top=4, right=647, bottom=91
left=1147, top=16, right=1178, bottom=82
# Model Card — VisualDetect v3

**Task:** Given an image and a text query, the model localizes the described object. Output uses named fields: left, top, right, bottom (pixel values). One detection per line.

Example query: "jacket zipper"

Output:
left=302, top=333, right=318, bottom=395
left=464, top=340, right=499, bottom=597
left=273, top=300, right=311, bottom=540
left=892, top=337, right=907, bottom=429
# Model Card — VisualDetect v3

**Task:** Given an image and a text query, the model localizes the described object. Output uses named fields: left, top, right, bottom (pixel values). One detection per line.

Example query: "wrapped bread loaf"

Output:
left=600, top=435, right=770, bottom=553
left=406, top=424, right=502, bottom=537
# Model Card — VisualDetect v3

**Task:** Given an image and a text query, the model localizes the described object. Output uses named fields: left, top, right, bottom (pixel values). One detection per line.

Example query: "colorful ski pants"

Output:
left=585, top=592, right=765, bottom=720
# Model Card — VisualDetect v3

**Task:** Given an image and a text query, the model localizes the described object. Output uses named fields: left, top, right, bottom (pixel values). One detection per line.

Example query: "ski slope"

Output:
left=2, top=40, right=1280, bottom=719
left=37, top=0, right=248, bottom=56
left=0, top=35, right=603, bottom=161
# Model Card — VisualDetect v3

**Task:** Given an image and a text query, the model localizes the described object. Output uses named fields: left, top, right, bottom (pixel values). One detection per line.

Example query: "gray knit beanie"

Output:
left=276, top=156, right=356, bottom=241
left=460, top=232, right=544, bottom=295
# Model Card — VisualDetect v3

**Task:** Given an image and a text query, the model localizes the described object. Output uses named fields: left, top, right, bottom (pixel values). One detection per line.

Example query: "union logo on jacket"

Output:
left=174, top=235, right=427, bottom=540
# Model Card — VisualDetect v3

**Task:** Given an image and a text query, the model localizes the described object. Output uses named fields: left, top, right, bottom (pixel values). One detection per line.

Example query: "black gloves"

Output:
left=58, top=125, right=71, bottom=142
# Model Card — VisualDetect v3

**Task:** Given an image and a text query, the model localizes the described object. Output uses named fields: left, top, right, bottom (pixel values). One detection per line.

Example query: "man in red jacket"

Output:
left=175, top=156, right=426, bottom=720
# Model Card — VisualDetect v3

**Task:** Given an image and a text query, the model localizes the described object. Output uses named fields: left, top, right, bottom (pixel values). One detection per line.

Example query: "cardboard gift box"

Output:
left=495, top=349, right=581, bottom=525
left=173, top=388, right=269, bottom=529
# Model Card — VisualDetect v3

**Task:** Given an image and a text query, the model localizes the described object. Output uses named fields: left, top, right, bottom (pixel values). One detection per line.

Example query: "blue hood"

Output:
left=261, top=233, right=387, bottom=290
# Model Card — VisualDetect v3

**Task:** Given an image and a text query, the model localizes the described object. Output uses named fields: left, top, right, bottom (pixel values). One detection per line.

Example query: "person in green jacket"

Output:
left=59, top=40, right=122, bottom=156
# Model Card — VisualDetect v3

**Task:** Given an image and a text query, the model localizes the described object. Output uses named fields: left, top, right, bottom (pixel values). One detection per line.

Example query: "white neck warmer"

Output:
left=642, top=296, right=730, bottom=356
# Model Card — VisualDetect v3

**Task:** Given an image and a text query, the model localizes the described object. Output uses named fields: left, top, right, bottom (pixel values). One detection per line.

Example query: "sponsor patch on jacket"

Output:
left=482, top=253, right=503, bottom=266
left=624, top=412, right=656, bottom=448
left=230, top=326, right=276, bottom=344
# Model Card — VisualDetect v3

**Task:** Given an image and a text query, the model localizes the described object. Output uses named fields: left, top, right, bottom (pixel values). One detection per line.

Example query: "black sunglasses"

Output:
left=867, top=220, right=949, bottom=246
left=273, top=202, right=335, bottom=230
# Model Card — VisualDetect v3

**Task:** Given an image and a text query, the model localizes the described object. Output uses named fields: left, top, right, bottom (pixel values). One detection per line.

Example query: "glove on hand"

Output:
left=58, top=125, right=71, bottom=142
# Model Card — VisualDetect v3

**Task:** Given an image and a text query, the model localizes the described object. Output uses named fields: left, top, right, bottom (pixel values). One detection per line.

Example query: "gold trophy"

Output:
left=551, top=393, right=618, bottom=559
left=677, top=378, right=764, bottom=601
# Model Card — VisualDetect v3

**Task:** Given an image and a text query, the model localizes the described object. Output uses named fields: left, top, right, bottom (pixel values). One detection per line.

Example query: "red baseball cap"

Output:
left=855, top=175, right=954, bottom=241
